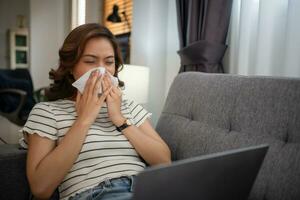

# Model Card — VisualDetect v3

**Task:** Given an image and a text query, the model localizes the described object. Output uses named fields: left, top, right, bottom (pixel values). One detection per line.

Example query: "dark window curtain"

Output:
left=176, top=0, right=233, bottom=73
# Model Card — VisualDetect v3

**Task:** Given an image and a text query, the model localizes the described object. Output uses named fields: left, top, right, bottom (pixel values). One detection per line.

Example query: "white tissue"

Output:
left=72, top=66, right=119, bottom=94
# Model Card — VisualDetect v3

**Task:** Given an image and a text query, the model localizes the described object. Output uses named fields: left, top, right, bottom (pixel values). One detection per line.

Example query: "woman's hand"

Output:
left=103, top=73, right=125, bottom=126
left=75, top=70, right=112, bottom=126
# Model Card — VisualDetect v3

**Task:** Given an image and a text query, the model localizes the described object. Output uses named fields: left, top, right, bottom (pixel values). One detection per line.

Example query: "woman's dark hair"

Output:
left=46, top=23, right=124, bottom=101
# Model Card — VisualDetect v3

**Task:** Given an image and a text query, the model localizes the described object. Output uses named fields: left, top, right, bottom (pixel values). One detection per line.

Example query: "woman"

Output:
left=20, top=23, right=171, bottom=200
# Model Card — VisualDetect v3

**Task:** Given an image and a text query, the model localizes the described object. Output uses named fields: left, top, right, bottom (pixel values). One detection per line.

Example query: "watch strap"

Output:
left=116, top=119, right=131, bottom=132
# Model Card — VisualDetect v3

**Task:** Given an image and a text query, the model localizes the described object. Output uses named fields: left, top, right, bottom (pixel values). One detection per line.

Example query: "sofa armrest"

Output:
left=0, top=144, right=30, bottom=200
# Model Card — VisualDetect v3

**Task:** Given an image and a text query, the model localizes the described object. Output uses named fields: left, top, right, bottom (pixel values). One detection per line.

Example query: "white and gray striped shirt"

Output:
left=19, top=98, right=151, bottom=200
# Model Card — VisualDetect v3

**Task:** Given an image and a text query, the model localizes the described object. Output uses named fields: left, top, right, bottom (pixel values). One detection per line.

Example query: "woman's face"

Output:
left=73, top=37, right=116, bottom=80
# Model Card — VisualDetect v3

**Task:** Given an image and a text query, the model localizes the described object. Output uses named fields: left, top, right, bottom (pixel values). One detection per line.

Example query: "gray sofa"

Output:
left=1, top=72, right=300, bottom=200
left=156, top=72, right=300, bottom=200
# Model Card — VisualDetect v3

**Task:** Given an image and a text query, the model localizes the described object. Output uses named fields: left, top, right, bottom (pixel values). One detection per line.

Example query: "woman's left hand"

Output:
left=103, top=73, right=125, bottom=126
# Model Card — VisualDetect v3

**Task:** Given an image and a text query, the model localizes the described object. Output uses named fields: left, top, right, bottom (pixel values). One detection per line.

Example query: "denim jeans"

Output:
left=68, top=176, right=136, bottom=200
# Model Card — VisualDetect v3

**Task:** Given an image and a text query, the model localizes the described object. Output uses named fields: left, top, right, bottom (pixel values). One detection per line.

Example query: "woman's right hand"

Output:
left=75, top=70, right=112, bottom=126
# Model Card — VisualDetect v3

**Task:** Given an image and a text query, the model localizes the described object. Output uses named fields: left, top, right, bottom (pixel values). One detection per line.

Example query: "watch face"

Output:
left=126, top=119, right=133, bottom=126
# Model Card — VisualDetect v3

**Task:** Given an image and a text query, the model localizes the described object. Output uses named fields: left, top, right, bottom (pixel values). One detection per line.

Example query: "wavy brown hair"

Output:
left=46, top=23, right=124, bottom=101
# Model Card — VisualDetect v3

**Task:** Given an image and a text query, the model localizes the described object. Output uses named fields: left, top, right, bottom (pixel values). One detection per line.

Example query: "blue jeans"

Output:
left=68, top=176, right=136, bottom=200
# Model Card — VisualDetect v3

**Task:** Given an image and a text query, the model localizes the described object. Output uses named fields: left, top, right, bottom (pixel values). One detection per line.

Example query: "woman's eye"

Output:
left=84, top=60, right=95, bottom=64
left=106, top=61, right=114, bottom=65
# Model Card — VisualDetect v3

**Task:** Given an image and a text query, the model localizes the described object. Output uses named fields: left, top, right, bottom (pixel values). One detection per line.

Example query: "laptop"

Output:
left=133, top=144, right=268, bottom=200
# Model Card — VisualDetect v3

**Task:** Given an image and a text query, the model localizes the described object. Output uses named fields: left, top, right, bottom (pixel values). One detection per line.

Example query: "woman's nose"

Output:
left=97, top=61, right=104, bottom=67
left=97, top=62, right=109, bottom=69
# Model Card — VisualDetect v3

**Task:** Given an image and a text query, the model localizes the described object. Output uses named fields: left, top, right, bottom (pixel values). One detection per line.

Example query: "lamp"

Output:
left=118, top=65, right=149, bottom=105
left=107, top=4, right=122, bottom=23
left=107, top=4, right=131, bottom=30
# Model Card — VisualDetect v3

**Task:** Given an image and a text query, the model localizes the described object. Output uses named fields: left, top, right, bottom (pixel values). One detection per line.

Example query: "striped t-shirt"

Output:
left=19, top=98, right=152, bottom=200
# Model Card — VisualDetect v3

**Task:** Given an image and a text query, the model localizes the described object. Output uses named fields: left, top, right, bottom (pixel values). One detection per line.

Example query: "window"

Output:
left=71, top=0, right=86, bottom=29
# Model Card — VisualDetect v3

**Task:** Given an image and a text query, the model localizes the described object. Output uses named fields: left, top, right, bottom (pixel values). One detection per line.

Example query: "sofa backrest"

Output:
left=156, top=72, right=300, bottom=200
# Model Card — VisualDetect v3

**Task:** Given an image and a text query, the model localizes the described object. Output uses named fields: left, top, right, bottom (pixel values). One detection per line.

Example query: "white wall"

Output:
left=86, top=0, right=102, bottom=23
left=30, top=0, right=70, bottom=90
left=165, top=0, right=180, bottom=99
left=131, top=0, right=180, bottom=126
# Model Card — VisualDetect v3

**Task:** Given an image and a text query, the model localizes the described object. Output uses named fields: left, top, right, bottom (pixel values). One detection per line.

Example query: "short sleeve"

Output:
left=19, top=102, right=58, bottom=149
left=126, top=99, right=152, bottom=127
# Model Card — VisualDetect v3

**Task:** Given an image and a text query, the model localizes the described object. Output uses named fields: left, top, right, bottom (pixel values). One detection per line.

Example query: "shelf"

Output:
left=9, top=28, right=29, bottom=69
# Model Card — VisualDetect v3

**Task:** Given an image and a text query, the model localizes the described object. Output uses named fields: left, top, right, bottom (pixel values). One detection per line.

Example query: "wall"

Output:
left=131, top=0, right=179, bottom=126
left=86, top=0, right=102, bottom=24
left=0, top=0, right=29, bottom=68
left=131, top=0, right=164, bottom=125
left=165, top=0, right=180, bottom=99
left=30, top=0, right=71, bottom=90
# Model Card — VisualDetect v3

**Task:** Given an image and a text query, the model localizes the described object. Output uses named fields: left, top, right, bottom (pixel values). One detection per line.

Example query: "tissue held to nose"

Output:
left=72, top=66, right=118, bottom=94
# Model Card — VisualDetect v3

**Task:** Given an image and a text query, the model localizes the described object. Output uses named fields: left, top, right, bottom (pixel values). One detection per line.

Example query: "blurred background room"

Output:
left=0, top=0, right=299, bottom=144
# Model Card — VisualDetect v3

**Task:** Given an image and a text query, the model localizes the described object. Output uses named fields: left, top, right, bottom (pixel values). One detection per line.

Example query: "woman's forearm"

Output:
left=122, top=125, right=171, bottom=166
left=29, top=119, right=90, bottom=199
